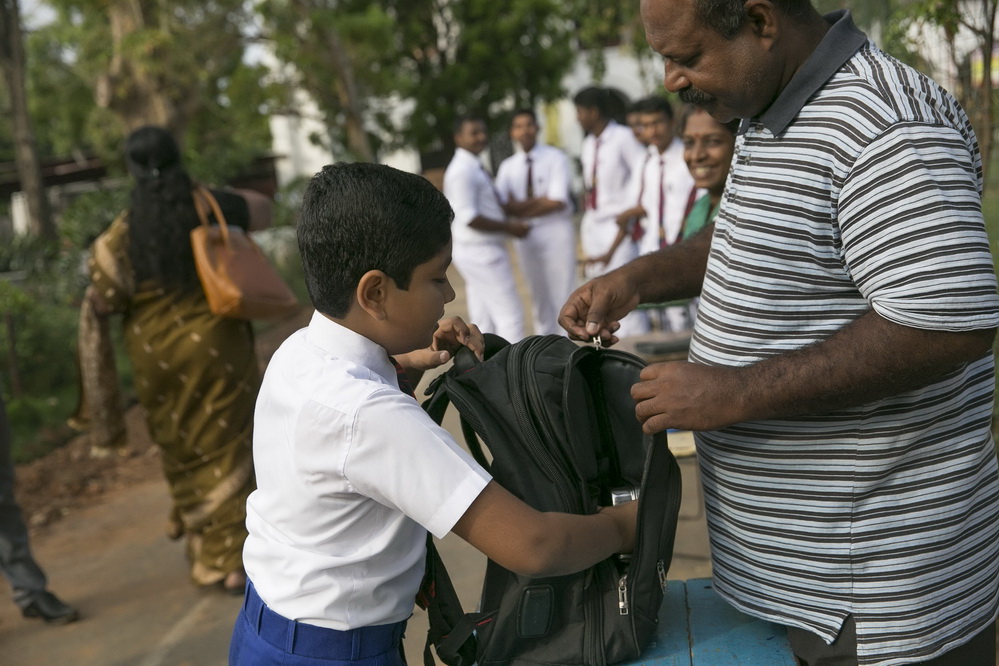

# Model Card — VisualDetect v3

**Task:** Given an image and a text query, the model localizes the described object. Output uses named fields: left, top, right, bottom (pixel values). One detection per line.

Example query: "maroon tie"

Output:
left=526, top=155, right=534, bottom=198
left=658, top=156, right=666, bottom=248
left=389, top=356, right=415, bottom=398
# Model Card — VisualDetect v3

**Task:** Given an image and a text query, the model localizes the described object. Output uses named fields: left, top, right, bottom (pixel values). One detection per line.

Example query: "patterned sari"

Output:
left=86, top=213, right=258, bottom=585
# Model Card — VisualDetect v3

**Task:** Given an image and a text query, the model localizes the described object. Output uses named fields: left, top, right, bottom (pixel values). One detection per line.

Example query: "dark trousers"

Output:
left=0, top=394, right=48, bottom=608
left=229, top=580, right=407, bottom=665
left=789, top=615, right=996, bottom=666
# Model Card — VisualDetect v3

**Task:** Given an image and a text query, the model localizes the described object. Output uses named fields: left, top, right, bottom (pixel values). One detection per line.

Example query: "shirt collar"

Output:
left=453, top=147, right=482, bottom=166
left=742, top=10, right=867, bottom=136
left=304, top=311, right=397, bottom=387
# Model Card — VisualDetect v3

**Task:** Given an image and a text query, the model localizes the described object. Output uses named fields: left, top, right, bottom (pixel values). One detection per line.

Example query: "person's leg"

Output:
left=0, top=394, right=77, bottom=623
left=454, top=241, right=524, bottom=342
left=515, top=221, right=578, bottom=336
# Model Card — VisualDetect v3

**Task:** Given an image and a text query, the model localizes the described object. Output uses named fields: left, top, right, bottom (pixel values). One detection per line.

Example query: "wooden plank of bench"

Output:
left=618, top=579, right=796, bottom=665
left=685, top=580, right=797, bottom=665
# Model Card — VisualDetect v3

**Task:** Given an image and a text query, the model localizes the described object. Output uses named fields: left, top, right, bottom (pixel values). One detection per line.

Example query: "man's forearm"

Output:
left=739, top=312, right=996, bottom=422
left=467, top=215, right=511, bottom=232
left=629, top=223, right=714, bottom=304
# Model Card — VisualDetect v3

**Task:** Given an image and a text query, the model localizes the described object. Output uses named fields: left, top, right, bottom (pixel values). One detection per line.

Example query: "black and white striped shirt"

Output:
left=688, top=12, right=999, bottom=665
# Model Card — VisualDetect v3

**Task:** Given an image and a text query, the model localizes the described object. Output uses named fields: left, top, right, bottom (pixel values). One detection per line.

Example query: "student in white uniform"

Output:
left=616, top=97, right=699, bottom=332
left=574, top=86, right=649, bottom=338
left=443, top=114, right=528, bottom=343
left=495, top=109, right=576, bottom=336
left=231, top=162, right=638, bottom=666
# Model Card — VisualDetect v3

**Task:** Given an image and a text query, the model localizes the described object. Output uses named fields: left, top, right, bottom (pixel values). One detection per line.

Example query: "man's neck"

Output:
left=591, top=118, right=610, bottom=137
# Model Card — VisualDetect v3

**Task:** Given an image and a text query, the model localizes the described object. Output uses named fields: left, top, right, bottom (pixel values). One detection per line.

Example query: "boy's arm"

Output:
left=451, top=480, right=637, bottom=578
left=394, top=317, right=485, bottom=387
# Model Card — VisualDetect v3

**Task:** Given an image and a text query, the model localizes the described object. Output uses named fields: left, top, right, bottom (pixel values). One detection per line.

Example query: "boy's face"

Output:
left=638, top=111, right=674, bottom=152
left=383, top=241, right=456, bottom=354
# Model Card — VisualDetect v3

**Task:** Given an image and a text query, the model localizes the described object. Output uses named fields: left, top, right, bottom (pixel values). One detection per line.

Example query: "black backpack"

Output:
left=419, top=334, right=682, bottom=666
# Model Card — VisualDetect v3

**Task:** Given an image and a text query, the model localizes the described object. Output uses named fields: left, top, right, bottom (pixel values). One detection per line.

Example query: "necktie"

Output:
left=658, top=156, right=666, bottom=248
left=389, top=356, right=415, bottom=398
left=586, top=137, right=600, bottom=210
left=526, top=155, right=534, bottom=198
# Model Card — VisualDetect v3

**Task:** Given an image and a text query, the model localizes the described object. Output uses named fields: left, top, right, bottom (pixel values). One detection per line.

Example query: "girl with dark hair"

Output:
left=82, top=126, right=273, bottom=593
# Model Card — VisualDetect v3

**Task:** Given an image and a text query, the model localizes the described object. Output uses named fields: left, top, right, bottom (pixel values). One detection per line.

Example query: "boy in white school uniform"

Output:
left=495, top=109, right=577, bottom=336
left=443, top=114, right=529, bottom=343
left=615, top=97, right=699, bottom=333
left=574, top=86, right=650, bottom=338
left=230, top=162, right=638, bottom=666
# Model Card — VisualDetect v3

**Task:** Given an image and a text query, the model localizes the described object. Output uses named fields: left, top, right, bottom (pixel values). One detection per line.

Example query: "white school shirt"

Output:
left=443, top=147, right=507, bottom=244
left=494, top=143, right=574, bottom=225
left=625, top=139, right=698, bottom=255
left=580, top=121, right=647, bottom=222
left=243, top=312, right=491, bottom=630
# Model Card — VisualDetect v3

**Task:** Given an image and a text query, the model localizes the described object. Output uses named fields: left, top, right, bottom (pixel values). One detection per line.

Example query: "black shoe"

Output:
left=21, top=591, right=80, bottom=625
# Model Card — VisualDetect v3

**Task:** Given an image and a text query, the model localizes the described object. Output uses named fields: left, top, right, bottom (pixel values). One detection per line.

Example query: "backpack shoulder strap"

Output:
left=419, top=534, right=478, bottom=666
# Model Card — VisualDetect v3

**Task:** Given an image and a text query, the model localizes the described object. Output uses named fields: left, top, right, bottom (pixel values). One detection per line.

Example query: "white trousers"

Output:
left=580, top=212, right=649, bottom=338
left=452, top=240, right=525, bottom=343
left=514, top=220, right=577, bottom=336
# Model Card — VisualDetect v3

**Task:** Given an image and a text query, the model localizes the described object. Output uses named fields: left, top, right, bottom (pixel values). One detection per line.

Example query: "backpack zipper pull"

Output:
left=591, top=335, right=603, bottom=350
left=617, top=574, right=629, bottom=615
left=657, top=560, right=668, bottom=593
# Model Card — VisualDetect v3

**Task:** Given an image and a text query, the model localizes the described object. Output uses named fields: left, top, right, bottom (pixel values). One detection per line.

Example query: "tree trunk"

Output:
left=0, top=0, right=57, bottom=240
left=322, top=17, right=374, bottom=161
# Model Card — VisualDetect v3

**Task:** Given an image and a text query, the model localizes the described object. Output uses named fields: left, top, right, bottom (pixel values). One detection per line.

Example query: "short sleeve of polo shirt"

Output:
left=333, top=386, right=491, bottom=538
left=838, top=122, right=999, bottom=331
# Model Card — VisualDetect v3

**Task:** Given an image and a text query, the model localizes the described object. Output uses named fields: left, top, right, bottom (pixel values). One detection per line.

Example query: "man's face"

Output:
left=641, top=0, right=777, bottom=123
left=575, top=105, right=601, bottom=134
left=454, top=120, right=489, bottom=154
left=637, top=111, right=674, bottom=152
left=510, top=114, right=539, bottom=151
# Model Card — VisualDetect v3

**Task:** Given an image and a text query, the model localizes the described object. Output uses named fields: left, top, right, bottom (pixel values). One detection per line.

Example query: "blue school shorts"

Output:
left=229, top=580, right=407, bottom=665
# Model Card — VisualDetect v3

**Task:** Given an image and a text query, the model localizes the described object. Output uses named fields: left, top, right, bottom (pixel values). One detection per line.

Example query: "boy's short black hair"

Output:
left=572, top=86, right=611, bottom=116
left=297, top=162, right=454, bottom=318
left=509, top=108, right=537, bottom=126
left=453, top=113, right=486, bottom=136
left=631, top=96, right=674, bottom=120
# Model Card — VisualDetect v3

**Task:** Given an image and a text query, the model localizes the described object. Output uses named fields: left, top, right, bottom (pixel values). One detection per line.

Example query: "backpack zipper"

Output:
left=617, top=574, right=629, bottom=615
left=657, top=560, right=668, bottom=593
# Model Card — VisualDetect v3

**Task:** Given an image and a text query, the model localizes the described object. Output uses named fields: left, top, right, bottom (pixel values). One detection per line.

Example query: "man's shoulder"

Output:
left=823, top=42, right=966, bottom=128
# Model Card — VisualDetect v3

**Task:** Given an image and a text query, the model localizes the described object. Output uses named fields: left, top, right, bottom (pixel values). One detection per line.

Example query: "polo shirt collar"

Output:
left=744, top=10, right=868, bottom=136
left=305, top=310, right=397, bottom=387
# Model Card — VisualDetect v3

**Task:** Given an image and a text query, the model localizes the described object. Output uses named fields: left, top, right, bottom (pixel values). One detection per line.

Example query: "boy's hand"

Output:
left=396, top=317, right=485, bottom=371
left=597, top=500, right=639, bottom=554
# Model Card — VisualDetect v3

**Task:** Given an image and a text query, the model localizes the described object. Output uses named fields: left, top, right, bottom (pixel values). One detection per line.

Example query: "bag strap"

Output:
left=192, top=186, right=231, bottom=246
left=419, top=534, right=478, bottom=666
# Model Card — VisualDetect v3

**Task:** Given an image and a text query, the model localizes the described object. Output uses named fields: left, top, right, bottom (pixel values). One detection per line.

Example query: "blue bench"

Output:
left=621, top=579, right=797, bottom=665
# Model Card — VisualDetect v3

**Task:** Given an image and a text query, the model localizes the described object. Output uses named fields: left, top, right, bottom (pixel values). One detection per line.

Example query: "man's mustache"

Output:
left=678, top=87, right=715, bottom=105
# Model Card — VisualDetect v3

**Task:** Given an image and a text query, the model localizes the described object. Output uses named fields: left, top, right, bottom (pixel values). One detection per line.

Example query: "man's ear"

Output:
left=356, top=270, right=390, bottom=321
left=744, top=0, right=780, bottom=41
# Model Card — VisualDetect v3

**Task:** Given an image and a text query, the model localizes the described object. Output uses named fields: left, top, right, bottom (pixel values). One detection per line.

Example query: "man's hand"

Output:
left=507, top=220, right=531, bottom=238
left=558, top=269, right=640, bottom=345
left=631, top=362, right=747, bottom=433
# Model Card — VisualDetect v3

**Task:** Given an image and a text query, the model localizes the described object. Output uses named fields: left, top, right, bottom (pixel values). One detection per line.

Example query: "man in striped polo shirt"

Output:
left=560, top=1, right=999, bottom=664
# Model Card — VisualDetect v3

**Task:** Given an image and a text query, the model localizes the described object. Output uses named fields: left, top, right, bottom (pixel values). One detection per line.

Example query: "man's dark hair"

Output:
left=572, top=86, right=613, bottom=117
left=631, top=96, right=674, bottom=120
left=509, top=108, right=537, bottom=127
left=695, top=0, right=816, bottom=39
left=453, top=113, right=486, bottom=136
left=297, top=162, right=454, bottom=318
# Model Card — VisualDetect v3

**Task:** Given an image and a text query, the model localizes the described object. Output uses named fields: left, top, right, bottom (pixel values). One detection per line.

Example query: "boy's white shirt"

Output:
left=243, top=311, right=491, bottom=630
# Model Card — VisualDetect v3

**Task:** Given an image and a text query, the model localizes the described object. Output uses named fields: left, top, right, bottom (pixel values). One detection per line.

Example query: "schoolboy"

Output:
left=229, top=162, right=638, bottom=666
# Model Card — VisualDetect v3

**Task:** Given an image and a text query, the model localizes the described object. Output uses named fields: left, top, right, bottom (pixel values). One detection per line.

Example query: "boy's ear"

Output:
left=356, top=270, right=391, bottom=321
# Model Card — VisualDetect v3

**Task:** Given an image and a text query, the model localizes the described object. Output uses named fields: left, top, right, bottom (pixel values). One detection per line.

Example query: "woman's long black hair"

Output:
left=124, top=126, right=200, bottom=291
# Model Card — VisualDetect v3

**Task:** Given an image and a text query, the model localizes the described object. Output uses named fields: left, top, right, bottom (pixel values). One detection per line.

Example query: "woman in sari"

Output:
left=85, top=126, right=271, bottom=593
